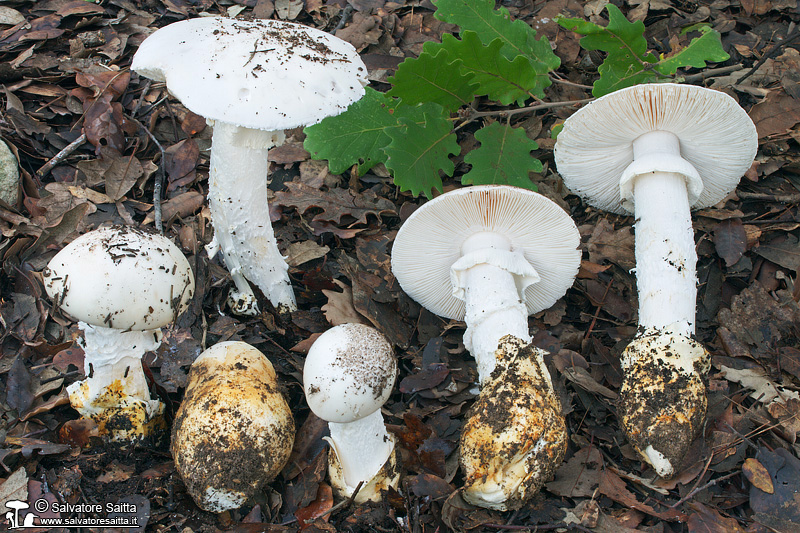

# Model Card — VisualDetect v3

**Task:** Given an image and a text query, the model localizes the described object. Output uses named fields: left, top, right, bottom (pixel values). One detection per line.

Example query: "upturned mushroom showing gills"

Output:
left=42, top=225, right=194, bottom=443
left=132, top=17, right=368, bottom=315
left=172, top=341, right=294, bottom=513
left=303, top=323, right=400, bottom=503
left=554, top=83, right=758, bottom=478
left=391, top=185, right=581, bottom=510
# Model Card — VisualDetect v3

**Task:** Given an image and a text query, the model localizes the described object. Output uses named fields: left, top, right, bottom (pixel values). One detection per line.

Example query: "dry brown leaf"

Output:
left=587, top=218, right=635, bottom=271
left=285, top=240, right=330, bottom=268
left=321, top=280, right=368, bottom=326
left=743, top=457, right=775, bottom=494
left=143, top=190, right=204, bottom=225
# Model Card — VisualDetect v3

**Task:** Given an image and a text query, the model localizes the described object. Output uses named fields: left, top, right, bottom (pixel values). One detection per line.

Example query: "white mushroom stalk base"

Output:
left=460, top=336, right=567, bottom=510
left=67, top=323, right=165, bottom=443
left=619, top=130, right=711, bottom=478
left=451, top=232, right=537, bottom=384
left=325, top=409, right=400, bottom=503
left=206, top=121, right=295, bottom=315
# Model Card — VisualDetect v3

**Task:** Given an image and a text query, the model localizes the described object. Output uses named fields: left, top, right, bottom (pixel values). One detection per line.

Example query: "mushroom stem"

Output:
left=628, top=132, right=698, bottom=336
left=452, top=232, right=537, bottom=383
left=325, top=409, right=395, bottom=491
left=206, top=121, right=295, bottom=315
left=68, top=323, right=165, bottom=441
left=619, top=131, right=711, bottom=477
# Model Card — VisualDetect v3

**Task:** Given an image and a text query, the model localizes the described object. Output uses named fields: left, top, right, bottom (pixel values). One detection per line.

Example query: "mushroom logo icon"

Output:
left=4, top=500, right=37, bottom=529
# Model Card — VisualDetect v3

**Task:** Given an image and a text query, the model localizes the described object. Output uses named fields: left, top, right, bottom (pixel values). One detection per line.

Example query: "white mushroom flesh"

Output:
left=43, top=225, right=194, bottom=442
left=132, top=17, right=368, bottom=314
left=626, top=130, right=699, bottom=337
left=206, top=121, right=292, bottom=314
left=326, top=409, right=396, bottom=497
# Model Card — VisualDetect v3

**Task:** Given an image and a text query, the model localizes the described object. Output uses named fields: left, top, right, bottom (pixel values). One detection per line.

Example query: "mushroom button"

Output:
left=132, top=17, right=368, bottom=316
left=303, top=324, right=400, bottom=503
left=172, top=341, right=295, bottom=513
left=554, top=83, right=758, bottom=478
left=43, top=225, right=194, bottom=443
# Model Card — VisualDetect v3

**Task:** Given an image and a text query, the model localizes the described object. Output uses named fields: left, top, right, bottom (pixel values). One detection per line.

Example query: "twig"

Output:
left=739, top=28, right=800, bottom=83
left=131, top=78, right=152, bottom=118
left=682, top=64, right=743, bottom=82
left=585, top=277, right=613, bottom=339
left=126, top=114, right=166, bottom=233
left=332, top=5, right=354, bottom=34
left=738, top=191, right=800, bottom=203
left=36, top=133, right=87, bottom=178
left=669, top=470, right=740, bottom=509
left=549, top=75, right=594, bottom=90
left=470, top=97, right=595, bottom=120
left=316, top=481, right=363, bottom=520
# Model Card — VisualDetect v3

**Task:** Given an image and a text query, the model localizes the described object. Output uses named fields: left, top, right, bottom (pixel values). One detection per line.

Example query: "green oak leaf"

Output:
left=304, top=88, right=430, bottom=176
left=462, top=122, right=541, bottom=189
left=558, top=5, right=730, bottom=96
left=437, top=32, right=546, bottom=104
left=387, top=47, right=478, bottom=112
left=433, top=0, right=560, bottom=75
left=655, top=26, right=730, bottom=75
left=385, top=103, right=460, bottom=198
left=557, top=4, right=657, bottom=96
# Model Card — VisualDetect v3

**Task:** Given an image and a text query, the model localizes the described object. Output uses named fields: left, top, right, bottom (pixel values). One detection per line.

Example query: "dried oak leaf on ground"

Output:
left=717, top=282, right=800, bottom=356
left=749, top=447, right=800, bottom=533
left=274, top=181, right=396, bottom=226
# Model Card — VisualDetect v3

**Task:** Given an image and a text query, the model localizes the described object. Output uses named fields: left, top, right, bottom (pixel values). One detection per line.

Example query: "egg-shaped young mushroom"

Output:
left=391, top=185, right=581, bottom=509
left=554, top=83, right=758, bottom=477
left=132, top=17, right=368, bottom=315
left=303, top=323, right=400, bottom=503
left=172, top=341, right=295, bottom=513
left=42, top=225, right=194, bottom=443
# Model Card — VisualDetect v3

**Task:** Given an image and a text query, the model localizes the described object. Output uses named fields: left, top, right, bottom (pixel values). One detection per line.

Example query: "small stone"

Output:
left=0, top=139, right=20, bottom=207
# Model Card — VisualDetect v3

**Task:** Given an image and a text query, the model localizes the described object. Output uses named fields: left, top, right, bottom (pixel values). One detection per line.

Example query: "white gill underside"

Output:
left=326, top=409, right=394, bottom=492
left=207, top=121, right=296, bottom=313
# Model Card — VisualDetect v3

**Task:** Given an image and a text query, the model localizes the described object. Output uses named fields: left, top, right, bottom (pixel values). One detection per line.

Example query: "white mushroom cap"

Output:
left=43, top=225, right=194, bottom=331
left=304, top=324, right=396, bottom=424
left=391, top=185, right=581, bottom=320
left=131, top=17, right=368, bottom=131
left=554, top=83, right=758, bottom=215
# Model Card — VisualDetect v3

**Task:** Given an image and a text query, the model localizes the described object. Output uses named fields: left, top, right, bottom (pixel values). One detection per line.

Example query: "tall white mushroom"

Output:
left=554, top=83, right=758, bottom=478
left=43, top=225, right=195, bottom=442
left=303, top=323, right=400, bottom=503
left=391, top=185, right=581, bottom=509
left=132, top=17, right=368, bottom=315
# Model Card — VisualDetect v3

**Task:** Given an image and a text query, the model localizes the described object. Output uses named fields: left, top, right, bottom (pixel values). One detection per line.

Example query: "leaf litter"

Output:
left=0, top=0, right=799, bottom=532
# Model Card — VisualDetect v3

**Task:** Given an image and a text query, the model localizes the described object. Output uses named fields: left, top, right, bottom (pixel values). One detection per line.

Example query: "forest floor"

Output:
left=1, top=0, right=800, bottom=532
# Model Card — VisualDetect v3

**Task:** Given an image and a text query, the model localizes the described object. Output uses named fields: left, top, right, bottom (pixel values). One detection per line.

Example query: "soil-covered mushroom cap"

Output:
left=304, top=324, right=396, bottom=424
left=553, top=83, right=758, bottom=215
left=131, top=17, right=368, bottom=131
left=391, top=185, right=581, bottom=320
left=172, top=341, right=295, bottom=512
left=43, top=225, right=194, bottom=331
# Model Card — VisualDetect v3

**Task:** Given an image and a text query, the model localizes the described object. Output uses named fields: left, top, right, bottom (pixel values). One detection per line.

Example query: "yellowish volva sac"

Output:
left=460, top=336, right=567, bottom=511
left=172, top=341, right=295, bottom=513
